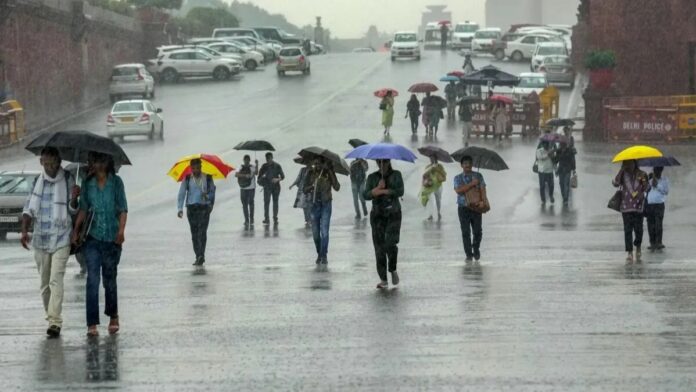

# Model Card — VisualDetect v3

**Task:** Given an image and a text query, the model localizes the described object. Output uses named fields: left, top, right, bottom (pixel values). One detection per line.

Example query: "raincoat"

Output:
left=381, top=96, right=395, bottom=127
left=419, top=163, right=446, bottom=206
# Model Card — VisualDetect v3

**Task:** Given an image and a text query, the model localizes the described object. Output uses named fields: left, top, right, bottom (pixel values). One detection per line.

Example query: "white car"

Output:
left=531, top=42, right=569, bottom=71
left=471, top=28, right=502, bottom=53
left=206, top=42, right=264, bottom=71
left=390, top=31, right=420, bottom=61
left=512, top=73, right=548, bottom=102
left=107, top=100, right=164, bottom=141
left=109, top=64, right=155, bottom=103
left=152, top=49, right=242, bottom=83
left=276, top=47, right=310, bottom=76
left=225, top=36, right=276, bottom=61
left=156, top=45, right=244, bottom=64
left=505, top=34, right=563, bottom=61
left=451, top=21, right=480, bottom=50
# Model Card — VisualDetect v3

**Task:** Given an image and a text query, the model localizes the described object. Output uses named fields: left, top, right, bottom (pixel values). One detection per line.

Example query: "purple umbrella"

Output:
left=540, top=133, right=568, bottom=143
left=345, top=143, right=418, bottom=163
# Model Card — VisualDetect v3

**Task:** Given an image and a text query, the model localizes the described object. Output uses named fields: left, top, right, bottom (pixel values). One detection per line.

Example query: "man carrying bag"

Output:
left=453, top=155, right=488, bottom=263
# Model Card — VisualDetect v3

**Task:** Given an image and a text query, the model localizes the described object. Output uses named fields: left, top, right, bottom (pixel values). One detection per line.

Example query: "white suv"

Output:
left=531, top=42, right=569, bottom=72
left=471, top=28, right=502, bottom=53
left=152, top=49, right=243, bottom=83
left=205, top=42, right=265, bottom=71
left=390, top=31, right=420, bottom=61
left=451, top=21, right=480, bottom=50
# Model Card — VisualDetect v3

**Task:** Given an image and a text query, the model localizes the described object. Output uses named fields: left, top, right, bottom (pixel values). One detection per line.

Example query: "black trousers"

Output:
left=263, top=186, right=280, bottom=221
left=187, top=204, right=211, bottom=260
left=240, top=189, right=255, bottom=223
left=458, top=206, right=482, bottom=258
left=409, top=113, right=419, bottom=132
left=621, top=212, right=644, bottom=252
left=645, top=203, right=665, bottom=246
left=370, top=210, right=402, bottom=282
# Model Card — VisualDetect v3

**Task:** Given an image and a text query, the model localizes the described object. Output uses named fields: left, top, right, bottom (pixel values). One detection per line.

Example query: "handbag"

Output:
left=379, top=103, right=386, bottom=111
left=570, top=172, right=578, bottom=188
left=607, top=190, right=622, bottom=212
left=532, top=161, right=539, bottom=174
left=464, top=187, right=490, bottom=214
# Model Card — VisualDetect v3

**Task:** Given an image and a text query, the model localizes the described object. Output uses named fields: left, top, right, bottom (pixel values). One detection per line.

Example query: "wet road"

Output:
left=2, top=51, right=696, bottom=390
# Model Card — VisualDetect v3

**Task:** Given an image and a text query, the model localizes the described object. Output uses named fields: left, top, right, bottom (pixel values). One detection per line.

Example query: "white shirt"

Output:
left=536, top=148, right=555, bottom=174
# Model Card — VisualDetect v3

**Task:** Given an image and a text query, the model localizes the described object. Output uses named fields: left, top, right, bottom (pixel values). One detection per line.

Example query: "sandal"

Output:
left=87, top=325, right=99, bottom=337
left=376, top=281, right=388, bottom=289
left=108, top=318, right=120, bottom=335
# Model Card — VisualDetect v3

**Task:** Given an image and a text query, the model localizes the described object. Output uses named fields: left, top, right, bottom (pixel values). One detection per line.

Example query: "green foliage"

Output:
left=127, top=0, right=183, bottom=10
left=584, top=50, right=617, bottom=70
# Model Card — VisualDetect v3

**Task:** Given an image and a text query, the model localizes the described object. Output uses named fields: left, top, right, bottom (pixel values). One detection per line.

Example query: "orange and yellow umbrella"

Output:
left=167, top=154, right=234, bottom=182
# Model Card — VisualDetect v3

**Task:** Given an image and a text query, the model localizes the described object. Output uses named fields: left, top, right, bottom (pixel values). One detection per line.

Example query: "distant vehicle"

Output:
left=253, top=27, right=303, bottom=46
left=424, top=22, right=446, bottom=50
left=505, top=34, right=563, bottom=61
left=310, top=42, right=325, bottom=55
left=390, top=31, right=420, bottom=61
left=152, top=49, right=242, bottom=83
left=212, top=28, right=263, bottom=41
left=531, top=42, right=569, bottom=71
left=539, top=55, right=575, bottom=88
left=451, top=21, right=480, bottom=50
left=277, top=47, right=310, bottom=76
left=512, top=72, right=548, bottom=102
left=186, top=38, right=226, bottom=46
left=109, top=63, right=155, bottom=103
left=471, top=28, right=502, bottom=53
left=353, top=47, right=375, bottom=53
left=225, top=36, right=276, bottom=61
left=156, top=45, right=243, bottom=64
left=205, top=42, right=265, bottom=71
left=107, top=99, right=164, bottom=141
left=491, top=32, right=523, bottom=60
left=0, top=170, right=40, bottom=240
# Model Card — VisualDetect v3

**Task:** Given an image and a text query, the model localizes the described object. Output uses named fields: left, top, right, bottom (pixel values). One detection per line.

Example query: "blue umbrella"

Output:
left=440, top=75, right=460, bottom=82
left=345, top=143, right=418, bottom=163
left=637, top=156, right=681, bottom=167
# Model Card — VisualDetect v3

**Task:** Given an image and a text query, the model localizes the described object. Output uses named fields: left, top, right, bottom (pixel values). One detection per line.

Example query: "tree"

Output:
left=174, top=7, right=239, bottom=37
left=128, top=0, right=183, bottom=9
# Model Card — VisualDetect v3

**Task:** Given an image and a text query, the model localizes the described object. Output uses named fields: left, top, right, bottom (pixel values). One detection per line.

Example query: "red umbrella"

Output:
left=447, top=70, right=465, bottom=78
left=489, top=95, right=514, bottom=105
left=438, top=20, right=451, bottom=25
left=408, top=83, right=438, bottom=93
left=374, top=88, right=399, bottom=98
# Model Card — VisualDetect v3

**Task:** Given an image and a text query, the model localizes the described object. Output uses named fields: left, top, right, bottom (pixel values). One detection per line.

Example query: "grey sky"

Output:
left=230, top=1, right=486, bottom=38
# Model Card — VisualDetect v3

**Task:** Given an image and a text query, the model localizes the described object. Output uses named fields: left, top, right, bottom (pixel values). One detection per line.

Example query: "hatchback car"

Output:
left=0, top=171, right=39, bottom=240
left=276, top=47, right=310, bottom=76
left=540, top=55, right=576, bottom=87
left=107, top=100, right=164, bottom=141
left=109, top=64, right=155, bottom=103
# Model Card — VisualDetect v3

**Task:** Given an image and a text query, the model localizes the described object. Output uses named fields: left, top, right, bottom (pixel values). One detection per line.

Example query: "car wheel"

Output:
left=213, top=66, right=230, bottom=81
left=245, top=60, right=257, bottom=71
left=511, top=51, right=523, bottom=62
left=494, top=49, right=505, bottom=61
left=149, top=125, right=155, bottom=140
left=159, top=123, right=164, bottom=140
left=161, top=68, right=179, bottom=83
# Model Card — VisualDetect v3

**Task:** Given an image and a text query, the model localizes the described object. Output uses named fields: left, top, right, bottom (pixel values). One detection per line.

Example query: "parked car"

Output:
left=512, top=72, right=548, bottom=102
left=390, top=31, right=420, bottom=61
left=156, top=45, right=243, bottom=65
left=109, top=64, right=155, bottom=103
left=225, top=36, right=276, bottom=61
left=531, top=42, right=569, bottom=71
left=107, top=100, right=164, bottom=141
left=186, top=38, right=226, bottom=46
left=212, top=27, right=263, bottom=41
left=151, top=49, right=242, bottom=83
left=206, top=42, right=264, bottom=71
left=253, top=27, right=303, bottom=46
left=451, top=21, right=480, bottom=50
left=276, top=47, right=310, bottom=76
left=505, top=34, right=563, bottom=62
left=0, top=170, right=39, bottom=240
left=539, top=55, right=575, bottom=88
left=491, top=32, right=523, bottom=60
left=471, top=28, right=502, bottom=53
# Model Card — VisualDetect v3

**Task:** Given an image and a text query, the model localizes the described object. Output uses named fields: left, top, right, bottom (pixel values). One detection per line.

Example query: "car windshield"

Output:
left=0, top=174, right=34, bottom=194
left=544, top=56, right=570, bottom=65
left=475, top=31, right=499, bottom=39
left=113, top=102, right=144, bottom=112
left=111, top=67, right=139, bottom=77
left=519, top=77, right=547, bottom=88
left=280, top=49, right=301, bottom=56
left=539, top=46, right=567, bottom=55
left=455, top=24, right=479, bottom=33
left=394, top=34, right=416, bottom=42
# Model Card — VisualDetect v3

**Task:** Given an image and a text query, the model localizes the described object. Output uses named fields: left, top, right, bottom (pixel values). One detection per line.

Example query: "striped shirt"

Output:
left=23, top=176, right=76, bottom=253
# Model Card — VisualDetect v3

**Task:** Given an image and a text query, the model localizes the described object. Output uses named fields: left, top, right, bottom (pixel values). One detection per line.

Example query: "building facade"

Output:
left=485, top=0, right=579, bottom=29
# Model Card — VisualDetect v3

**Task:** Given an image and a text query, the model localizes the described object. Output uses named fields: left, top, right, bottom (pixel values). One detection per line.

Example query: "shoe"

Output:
left=192, top=258, right=199, bottom=266
left=648, top=245, right=655, bottom=252
left=465, top=257, right=473, bottom=264
left=273, top=218, right=278, bottom=225
left=625, top=252, right=633, bottom=265
left=47, top=325, right=61, bottom=338
left=244, top=220, right=249, bottom=226
left=550, top=197, right=555, bottom=204
left=363, top=210, right=368, bottom=216
left=391, top=271, right=400, bottom=286
left=250, top=220, right=254, bottom=226
left=355, top=214, right=361, bottom=220
left=376, top=281, right=388, bottom=289
left=108, top=318, right=120, bottom=335
left=437, top=213, right=442, bottom=222
left=657, top=244, right=665, bottom=250
left=473, top=250, right=481, bottom=261
left=263, top=219, right=270, bottom=225
left=426, top=215, right=433, bottom=221
left=635, top=249, right=642, bottom=263
left=315, top=257, right=321, bottom=265
left=87, top=325, right=99, bottom=337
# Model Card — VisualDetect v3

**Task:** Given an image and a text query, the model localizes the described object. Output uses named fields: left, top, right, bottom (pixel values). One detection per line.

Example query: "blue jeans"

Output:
left=310, top=200, right=332, bottom=258
left=84, top=238, right=121, bottom=326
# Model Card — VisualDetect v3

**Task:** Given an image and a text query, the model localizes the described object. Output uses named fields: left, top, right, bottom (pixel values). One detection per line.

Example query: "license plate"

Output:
left=120, top=117, right=135, bottom=123
left=0, top=216, right=18, bottom=223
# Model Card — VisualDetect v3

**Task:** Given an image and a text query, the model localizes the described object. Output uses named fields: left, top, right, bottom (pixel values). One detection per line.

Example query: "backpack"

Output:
left=350, top=161, right=366, bottom=184
left=237, top=164, right=252, bottom=188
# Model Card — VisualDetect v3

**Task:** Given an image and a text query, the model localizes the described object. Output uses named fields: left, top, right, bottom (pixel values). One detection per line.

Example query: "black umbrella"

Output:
left=546, top=118, right=575, bottom=128
left=417, top=146, right=453, bottom=163
left=298, top=146, right=350, bottom=176
left=462, top=65, right=520, bottom=87
left=458, top=95, right=482, bottom=104
left=637, top=156, right=681, bottom=167
left=25, top=130, right=131, bottom=166
left=233, top=140, right=275, bottom=151
left=349, top=138, right=368, bottom=148
left=451, top=146, right=509, bottom=171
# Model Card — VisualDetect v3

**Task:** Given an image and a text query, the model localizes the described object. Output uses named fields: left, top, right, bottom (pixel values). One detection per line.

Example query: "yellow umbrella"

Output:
left=167, top=154, right=234, bottom=182
left=612, top=145, right=663, bottom=163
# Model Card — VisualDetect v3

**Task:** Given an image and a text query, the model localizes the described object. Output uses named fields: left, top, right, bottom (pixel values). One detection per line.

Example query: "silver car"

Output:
left=0, top=171, right=39, bottom=240
left=276, top=47, right=310, bottom=76
left=540, top=55, right=576, bottom=88
left=107, top=100, right=164, bottom=141
left=109, top=64, right=155, bottom=103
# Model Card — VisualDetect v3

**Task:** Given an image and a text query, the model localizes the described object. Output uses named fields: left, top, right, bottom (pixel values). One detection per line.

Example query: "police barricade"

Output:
left=603, top=95, right=696, bottom=142
left=469, top=95, right=540, bottom=137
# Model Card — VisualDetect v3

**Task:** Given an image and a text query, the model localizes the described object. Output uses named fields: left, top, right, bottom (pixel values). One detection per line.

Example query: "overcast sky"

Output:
left=231, top=0, right=486, bottom=38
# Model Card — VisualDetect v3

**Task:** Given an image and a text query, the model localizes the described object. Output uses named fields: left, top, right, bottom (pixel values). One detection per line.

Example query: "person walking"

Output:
left=289, top=161, right=312, bottom=227
left=380, top=90, right=395, bottom=135
left=421, top=92, right=434, bottom=135
left=445, top=81, right=458, bottom=120
left=21, top=147, right=79, bottom=338
left=72, top=152, right=128, bottom=337
left=454, top=155, right=487, bottom=262
left=536, top=141, right=555, bottom=205
left=420, top=156, right=446, bottom=221
left=350, top=158, right=369, bottom=219
left=364, top=159, right=404, bottom=289
left=177, top=158, right=215, bottom=266
left=612, top=160, right=649, bottom=264
left=258, top=152, right=285, bottom=225
left=304, top=157, right=340, bottom=265
left=462, top=53, right=475, bottom=75
left=553, top=140, right=576, bottom=206
left=440, top=23, right=449, bottom=50
left=405, top=94, right=421, bottom=133
left=459, top=97, right=473, bottom=146
left=491, top=101, right=508, bottom=144
left=645, top=166, right=669, bottom=252
left=235, top=154, right=257, bottom=227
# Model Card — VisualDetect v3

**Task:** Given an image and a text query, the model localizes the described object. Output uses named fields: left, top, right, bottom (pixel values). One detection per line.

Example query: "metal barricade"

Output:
left=0, top=100, right=25, bottom=145
left=603, top=95, right=696, bottom=142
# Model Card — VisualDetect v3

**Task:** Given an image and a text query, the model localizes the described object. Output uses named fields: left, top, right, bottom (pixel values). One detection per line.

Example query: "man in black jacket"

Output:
left=553, top=140, right=577, bottom=206
left=258, top=152, right=285, bottom=225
